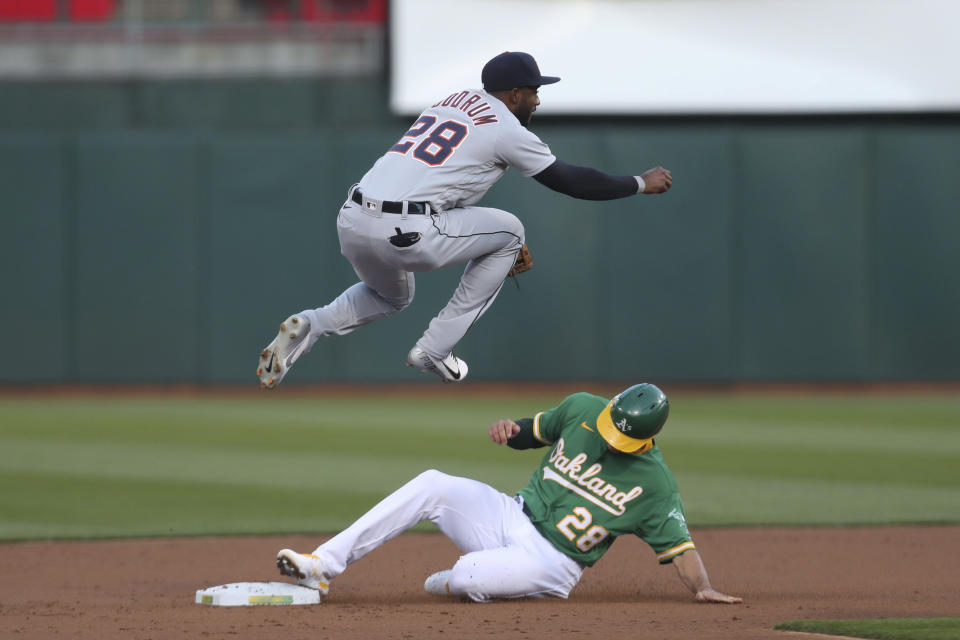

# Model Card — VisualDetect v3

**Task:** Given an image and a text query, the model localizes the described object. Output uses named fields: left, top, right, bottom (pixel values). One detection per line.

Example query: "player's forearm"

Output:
left=533, top=159, right=641, bottom=200
left=506, top=418, right=547, bottom=449
left=672, top=550, right=713, bottom=594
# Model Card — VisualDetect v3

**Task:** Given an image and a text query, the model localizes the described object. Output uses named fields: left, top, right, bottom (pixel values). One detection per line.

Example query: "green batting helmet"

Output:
left=596, top=383, right=670, bottom=453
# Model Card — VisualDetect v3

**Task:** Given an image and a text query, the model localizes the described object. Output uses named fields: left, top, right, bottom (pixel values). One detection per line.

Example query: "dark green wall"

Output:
left=2, top=79, right=958, bottom=383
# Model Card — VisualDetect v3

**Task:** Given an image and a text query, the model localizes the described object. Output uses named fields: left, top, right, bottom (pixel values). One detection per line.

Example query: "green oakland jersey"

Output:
left=516, top=392, right=694, bottom=567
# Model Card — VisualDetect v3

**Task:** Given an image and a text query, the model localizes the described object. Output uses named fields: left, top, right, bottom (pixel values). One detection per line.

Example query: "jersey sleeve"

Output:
left=495, top=125, right=556, bottom=177
left=532, top=392, right=598, bottom=445
left=636, top=494, right=696, bottom=564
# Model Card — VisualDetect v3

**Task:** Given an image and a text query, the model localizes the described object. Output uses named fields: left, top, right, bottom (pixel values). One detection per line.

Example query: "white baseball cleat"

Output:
left=258, top=314, right=311, bottom=389
left=276, top=549, right=330, bottom=595
left=406, top=346, right=469, bottom=383
left=424, top=570, right=453, bottom=596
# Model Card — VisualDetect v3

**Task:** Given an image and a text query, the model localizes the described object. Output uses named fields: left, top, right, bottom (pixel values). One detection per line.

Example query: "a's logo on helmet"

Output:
left=616, top=418, right=631, bottom=432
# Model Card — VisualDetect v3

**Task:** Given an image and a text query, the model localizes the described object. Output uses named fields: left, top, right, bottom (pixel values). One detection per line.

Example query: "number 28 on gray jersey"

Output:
left=357, top=89, right=556, bottom=211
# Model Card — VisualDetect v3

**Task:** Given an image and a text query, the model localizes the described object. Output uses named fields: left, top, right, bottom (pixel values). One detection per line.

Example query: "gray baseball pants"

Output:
left=299, top=194, right=524, bottom=359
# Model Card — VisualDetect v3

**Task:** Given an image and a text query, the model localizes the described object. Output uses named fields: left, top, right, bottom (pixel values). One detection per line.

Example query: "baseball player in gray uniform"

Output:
left=258, top=51, right=673, bottom=387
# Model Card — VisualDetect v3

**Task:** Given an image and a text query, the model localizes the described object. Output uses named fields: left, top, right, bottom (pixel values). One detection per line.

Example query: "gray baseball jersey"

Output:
left=357, top=89, right=556, bottom=211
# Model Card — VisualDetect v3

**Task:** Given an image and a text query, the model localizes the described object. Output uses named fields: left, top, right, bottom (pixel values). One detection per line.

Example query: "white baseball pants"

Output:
left=298, top=196, right=524, bottom=359
left=312, top=470, right=584, bottom=602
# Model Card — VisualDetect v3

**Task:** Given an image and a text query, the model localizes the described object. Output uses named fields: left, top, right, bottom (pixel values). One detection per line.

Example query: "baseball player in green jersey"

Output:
left=275, top=383, right=740, bottom=604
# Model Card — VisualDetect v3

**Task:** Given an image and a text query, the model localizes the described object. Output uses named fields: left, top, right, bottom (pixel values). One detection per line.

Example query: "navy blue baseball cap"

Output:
left=481, top=51, right=560, bottom=92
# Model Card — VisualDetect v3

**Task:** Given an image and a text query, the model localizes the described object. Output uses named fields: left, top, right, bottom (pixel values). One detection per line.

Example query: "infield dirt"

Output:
left=1, top=525, right=956, bottom=640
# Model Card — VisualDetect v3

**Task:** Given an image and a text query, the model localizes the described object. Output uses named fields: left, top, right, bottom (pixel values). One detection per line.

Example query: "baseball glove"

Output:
left=508, top=243, right=533, bottom=278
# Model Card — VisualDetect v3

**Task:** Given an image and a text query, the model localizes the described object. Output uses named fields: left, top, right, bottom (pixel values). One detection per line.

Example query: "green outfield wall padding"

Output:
left=135, top=80, right=321, bottom=130
left=71, top=133, right=203, bottom=382
left=871, top=127, right=960, bottom=379
left=737, top=128, right=871, bottom=380
left=0, top=136, right=67, bottom=381
left=0, top=83, right=134, bottom=130
left=314, top=78, right=392, bottom=127
left=481, top=129, right=611, bottom=379
left=1, top=80, right=959, bottom=383
left=205, top=133, right=349, bottom=383
left=597, top=127, right=737, bottom=381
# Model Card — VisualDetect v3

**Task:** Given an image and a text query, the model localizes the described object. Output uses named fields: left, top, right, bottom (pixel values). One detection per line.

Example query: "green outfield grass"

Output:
left=0, top=389, right=958, bottom=540
left=775, top=617, right=960, bottom=640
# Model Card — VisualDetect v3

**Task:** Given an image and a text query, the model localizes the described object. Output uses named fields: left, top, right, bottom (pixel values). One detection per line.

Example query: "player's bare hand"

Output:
left=695, top=589, right=742, bottom=604
left=489, top=419, right=521, bottom=444
left=641, top=166, right=672, bottom=194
